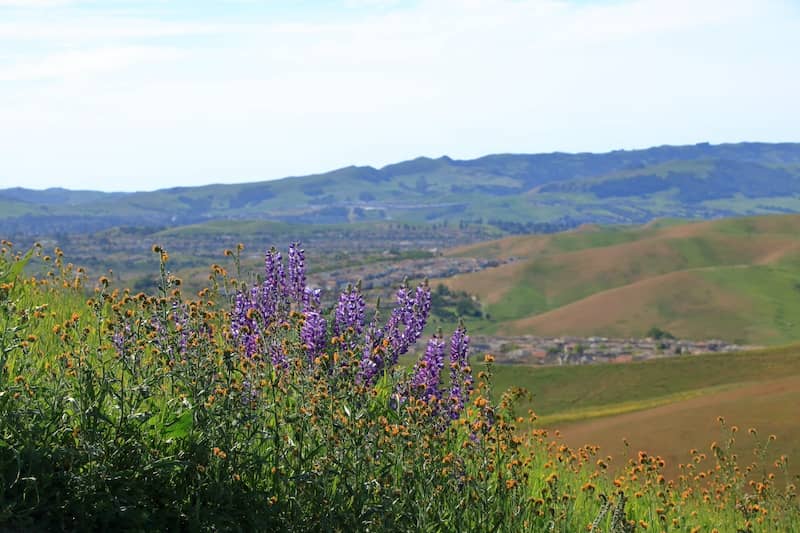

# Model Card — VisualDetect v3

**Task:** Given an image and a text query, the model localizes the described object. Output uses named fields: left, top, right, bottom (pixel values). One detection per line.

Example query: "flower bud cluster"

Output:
left=230, top=244, right=473, bottom=425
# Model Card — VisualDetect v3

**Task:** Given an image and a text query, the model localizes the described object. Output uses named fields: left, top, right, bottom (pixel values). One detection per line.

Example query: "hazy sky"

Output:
left=1, top=0, right=799, bottom=192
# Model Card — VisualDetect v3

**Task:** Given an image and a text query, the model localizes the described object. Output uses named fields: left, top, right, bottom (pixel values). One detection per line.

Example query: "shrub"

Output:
left=0, top=241, right=797, bottom=531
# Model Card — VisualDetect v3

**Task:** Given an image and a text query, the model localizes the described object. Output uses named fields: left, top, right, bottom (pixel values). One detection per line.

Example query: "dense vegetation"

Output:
left=1, top=241, right=798, bottom=531
left=430, top=284, right=484, bottom=322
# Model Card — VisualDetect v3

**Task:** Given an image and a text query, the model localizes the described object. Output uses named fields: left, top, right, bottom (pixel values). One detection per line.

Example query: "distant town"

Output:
left=471, top=334, right=753, bottom=366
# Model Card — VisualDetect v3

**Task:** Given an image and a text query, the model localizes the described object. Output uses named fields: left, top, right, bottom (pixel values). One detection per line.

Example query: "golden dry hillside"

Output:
left=440, top=215, right=800, bottom=344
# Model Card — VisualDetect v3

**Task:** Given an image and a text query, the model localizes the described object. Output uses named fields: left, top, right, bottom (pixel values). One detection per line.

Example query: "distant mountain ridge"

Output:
left=3, top=142, right=800, bottom=235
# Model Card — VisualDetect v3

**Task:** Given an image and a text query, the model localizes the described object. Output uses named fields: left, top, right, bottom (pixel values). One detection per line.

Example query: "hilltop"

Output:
left=3, top=142, right=800, bottom=235
left=439, top=214, right=800, bottom=345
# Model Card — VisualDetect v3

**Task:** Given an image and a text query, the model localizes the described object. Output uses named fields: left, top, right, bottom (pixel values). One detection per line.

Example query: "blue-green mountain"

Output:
left=3, top=142, right=800, bottom=235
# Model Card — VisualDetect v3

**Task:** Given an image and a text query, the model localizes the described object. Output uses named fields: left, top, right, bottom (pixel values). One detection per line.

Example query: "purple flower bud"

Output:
left=302, top=286, right=322, bottom=310
left=113, top=322, right=131, bottom=358
left=358, top=280, right=432, bottom=384
left=287, top=242, right=306, bottom=301
left=230, top=288, right=260, bottom=358
left=357, top=317, right=384, bottom=385
left=448, top=325, right=473, bottom=420
left=384, top=280, right=431, bottom=367
left=265, top=248, right=285, bottom=294
left=231, top=244, right=317, bottom=362
left=268, top=341, right=287, bottom=368
left=241, top=379, right=260, bottom=406
left=300, top=309, right=327, bottom=362
left=261, top=248, right=285, bottom=317
left=333, top=285, right=365, bottom=337
left=171, top=301, right=189, bottom=354
left=410, top=334, right=445, bottom=404
left=230, top=292, right=247, bottom=338
left=414, top=282, right=432, bottom=325
left=113, top=331, right=125, bottom=354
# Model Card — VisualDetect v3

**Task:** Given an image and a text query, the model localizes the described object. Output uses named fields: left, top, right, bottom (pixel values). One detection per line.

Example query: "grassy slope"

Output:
left=439, top=214, right=800, bottom=344
left=488, top=345, right=800, bottom=475
left=558, top=375, right=800, bottom=477
left=5, top=143, right=800, bottom=231
left=0, top=200, right=42, bottom=217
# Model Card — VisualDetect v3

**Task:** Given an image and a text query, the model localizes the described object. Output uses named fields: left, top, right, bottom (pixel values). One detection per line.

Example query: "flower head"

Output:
left=301, top=309, right=327, bottom=362
left=448, top=324, right=473, bottom=419
left=333, top=284, right=366, bottom=338
left=286, top=242, right=306, bottom=301
left=410, top=334, right=446, bottom=404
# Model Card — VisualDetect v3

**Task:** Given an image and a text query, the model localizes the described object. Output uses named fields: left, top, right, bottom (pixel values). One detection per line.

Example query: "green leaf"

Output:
left=0, top=248, right=34, bottom=284
left=161, top=409, right=193, bottom=440
left=372, top=373, right=392, bottom=404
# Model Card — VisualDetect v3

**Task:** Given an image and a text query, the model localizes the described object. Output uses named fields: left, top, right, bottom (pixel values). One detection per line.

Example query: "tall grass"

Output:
left=0, top=240, right=797, bottom=531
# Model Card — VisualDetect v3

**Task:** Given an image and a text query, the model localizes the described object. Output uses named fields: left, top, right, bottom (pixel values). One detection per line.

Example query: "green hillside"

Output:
left=441, top=214, right=800, bottom=344
left=4, top=142, right=800, bottom=236
left=489, top=345, right=800, bottom=476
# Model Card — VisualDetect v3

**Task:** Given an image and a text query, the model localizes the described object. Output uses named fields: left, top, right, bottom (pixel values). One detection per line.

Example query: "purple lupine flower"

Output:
left=358, top=312, right=384, bottom=385
left=413, top=282, right=432, bottom=327
left=300, top=309, right=327, bottom=362
left=150, top=315, right=166, bottom=336
left=231, top=246, right=303, bottom=361
left=448, top=325, right=473, bottom=420
left=241, top=379, right=260, bottom=406
left=358, top=357, right=379, bottom=385
left=302, top=286, right=322, bottom=310
left=230, top=291, right=248, bottom=340
left=333, top=284, right=365, bottom=338
left=268, top=341, right=288, bottom=368
left=231, top=289, right=260, bottom=358
left=403, top=280, right=431, bottom=349
left=113, top=331, right=125, bottom=355
left=383, top=280, right=431, bottom=367
left=243, top=331, right=259, bottom=359
left=230, top=244, right=319, bottom=366
left=113, top=322, right=131, bottom=358
left=262, top=247, right=286, bottom=315
left=264, top=248, right=286, bottom=294
left=256, top=284, right=277, bottom=328
left=287, top=242, right=306, bottom=301
left=381, top=284, right=411, bottom=358
left=149, top=314, right=177, bottom=359
left=171, top=301, right=190, bottom=355
left=260, top=248, right=285, bottom=319
left=410, top=334, right=445, bottom=404
left=358, top=281, right=432, bottom=385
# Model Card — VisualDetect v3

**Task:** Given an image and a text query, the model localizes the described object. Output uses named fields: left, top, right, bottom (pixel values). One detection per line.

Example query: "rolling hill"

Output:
left=3, top=142, right=800, bottom=235
left=488, top=345, right=800, bottom=477
left=440, top=214, right=800, bottom=345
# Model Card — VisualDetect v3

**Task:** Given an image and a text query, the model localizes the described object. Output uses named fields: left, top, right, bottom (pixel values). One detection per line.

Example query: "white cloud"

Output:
left=0, top=17, right=223, bottom=42
left=560, top=0, right=760, bottom=41
left=0, top=0, right=799, bottom=190
left=0, top=46, right=183, bottom=81
left=0, top=0, right=76, bottom=6
left=343, top=0, right=405, bottom=7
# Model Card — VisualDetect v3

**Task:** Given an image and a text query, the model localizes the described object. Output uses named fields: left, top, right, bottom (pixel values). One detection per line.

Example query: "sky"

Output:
left=1, top=0, right=799, bottom=192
